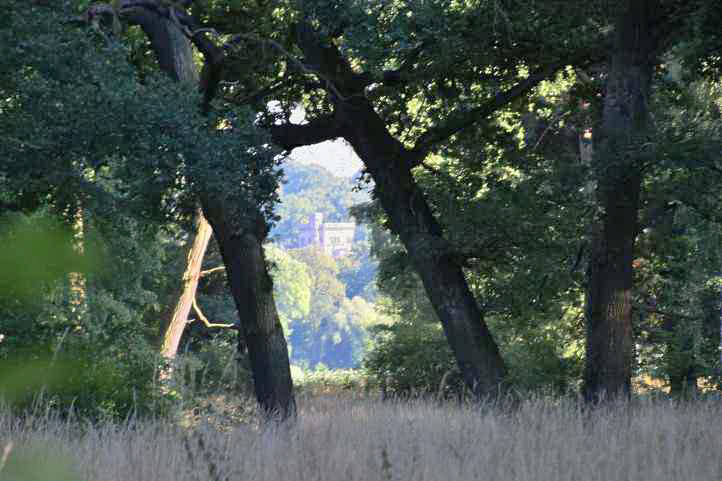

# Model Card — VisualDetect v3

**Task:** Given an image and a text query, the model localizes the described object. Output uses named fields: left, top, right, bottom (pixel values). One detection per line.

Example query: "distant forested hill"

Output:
left=271, top=160, right=369, bottom=247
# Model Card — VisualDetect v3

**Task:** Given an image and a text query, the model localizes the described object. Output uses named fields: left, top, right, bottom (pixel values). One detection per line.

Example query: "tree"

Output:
left=159, top=211, right=213, bottom=362
left=149, top=0, right=603, bottom=397
left=265, top=244, right=312, bottom=335
left=96, top=1, right=296, bottom=418
left=581, top=0, right=722, bottom=401
left=0, top=2, right=208, bottom=417
left=2, top=0, right=296, bottom=418
left=111, top=5, right=219, bottom=371
left=74, top=0, right=722, bottom=402
left=581, top=1, right=658, bottom=402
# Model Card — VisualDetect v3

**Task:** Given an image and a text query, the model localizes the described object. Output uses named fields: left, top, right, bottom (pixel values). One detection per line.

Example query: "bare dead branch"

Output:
left=200, top=265, right=225, bottom=277
left=190, top=297, right=237, bottom=329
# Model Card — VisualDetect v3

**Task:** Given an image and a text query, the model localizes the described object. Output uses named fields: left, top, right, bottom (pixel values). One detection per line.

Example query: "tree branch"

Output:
left=409, top=62, right=565, bottom=160
left=2, top=136, right=43, bottom=150
left=267, top=114, right=344, bottom=151
left=103, top=1, right=225, bottom=105
left=637, top=201, right=680, bottom=233
left=357, top=41, right=428, bottom=88
left=190, top=297, right=237, bottom=329
left=223, top=79, right=289, bottom=107
left=635, top=306, right=697, bottom=321
left=291, top=22, right=366, bottom=99
left=570, top=241, right=587, bottom=274
left=224, top=33, right=347, bottom=101
left=199, top=265, right=225, bottom=277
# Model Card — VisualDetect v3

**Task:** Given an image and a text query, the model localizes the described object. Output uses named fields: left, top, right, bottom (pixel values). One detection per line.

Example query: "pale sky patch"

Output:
left=272, top=104, right=364, bottom=178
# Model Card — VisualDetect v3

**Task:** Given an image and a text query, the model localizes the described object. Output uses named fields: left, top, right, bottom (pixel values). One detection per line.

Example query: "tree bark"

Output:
left=159, top=210, right=212, bottom=360
left=583, top=0, right=657, bottom=403
left=718, top=271, right=722, bottom=371
left=119, top=1, right=198, bottom=84
left=200, top=198, right=296, bottom=418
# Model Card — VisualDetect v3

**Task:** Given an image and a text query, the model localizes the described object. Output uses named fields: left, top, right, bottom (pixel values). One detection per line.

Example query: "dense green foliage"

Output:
left=0, top=2, right=282, bottom=418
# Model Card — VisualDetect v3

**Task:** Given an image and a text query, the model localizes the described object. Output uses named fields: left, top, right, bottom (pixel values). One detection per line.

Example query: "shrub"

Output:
left=363, top=323, right=464, bottom=398
left=363, top=321, right=582, bottom=398
left=0, top=340, right=165, bottom=420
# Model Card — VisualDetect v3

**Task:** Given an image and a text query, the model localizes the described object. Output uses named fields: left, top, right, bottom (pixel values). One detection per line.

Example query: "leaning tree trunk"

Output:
left=120, top=1, right=197, bottom=84
left=338, top=100, right=507, bottom=398
left=123, top=7, right=207, bottom=372
left=200, top=198, right=296, bottom=418
left=115, top=2, right=296, bottom=416
left=583, top=0, right=656, bottom=403
left=159, top=210, right=212, bottom=361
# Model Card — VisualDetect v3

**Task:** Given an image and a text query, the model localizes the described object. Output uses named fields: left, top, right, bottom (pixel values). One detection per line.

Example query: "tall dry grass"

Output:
left=1, top=395, right=721, bottom=481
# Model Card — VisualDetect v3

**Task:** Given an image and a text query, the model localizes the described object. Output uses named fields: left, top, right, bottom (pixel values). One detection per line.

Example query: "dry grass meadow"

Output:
left=1, top=395, right=721, bottom=481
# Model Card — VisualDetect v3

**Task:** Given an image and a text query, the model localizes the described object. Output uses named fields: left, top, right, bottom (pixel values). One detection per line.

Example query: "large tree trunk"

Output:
left=718, top=276, right=722, bottom=372
left=337, top=100, right=507, bottom=398
left=200, top=198, right=296, bottom=418
left=159, top=210, right=212, bottom=360
left=120, top=2, right=296, bottom=416
left=583, top=0, right=656, bottom=402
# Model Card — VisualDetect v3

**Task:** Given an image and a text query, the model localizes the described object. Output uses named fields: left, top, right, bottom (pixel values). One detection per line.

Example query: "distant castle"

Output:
left=296, top=212, right=356, bottom=258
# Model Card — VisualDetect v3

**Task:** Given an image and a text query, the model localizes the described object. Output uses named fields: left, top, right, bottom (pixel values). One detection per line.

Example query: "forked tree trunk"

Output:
left=583, top=0, right=657, bottom=402
left=159, top=210, right=212, bottom=360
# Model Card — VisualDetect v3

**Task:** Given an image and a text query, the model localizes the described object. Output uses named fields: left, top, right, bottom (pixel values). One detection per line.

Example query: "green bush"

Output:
left=293, top=366, right=367, bottom=394
left=0, top=340, right=165, bottom=420
left=363, top=323, right=464, bottom=398
left=502, top=338, right=582, bottom=395
left=363, top=321, right=582, bottom=398
left=175, top=334, right=254, bottom=398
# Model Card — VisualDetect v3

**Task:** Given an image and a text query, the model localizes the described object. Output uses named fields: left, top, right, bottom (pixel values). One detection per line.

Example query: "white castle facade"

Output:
left=296, top=212, right=356, bottom=258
